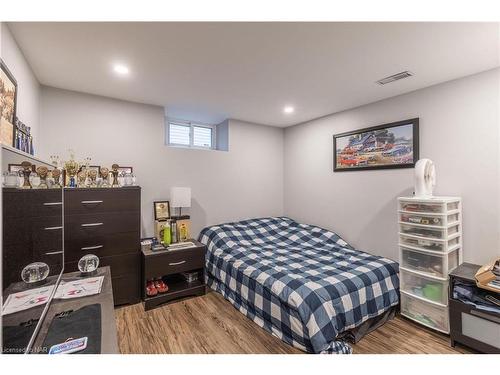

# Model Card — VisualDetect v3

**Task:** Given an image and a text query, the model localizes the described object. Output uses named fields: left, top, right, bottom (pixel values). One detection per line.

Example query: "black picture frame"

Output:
left=8, top=163, right=36, bottom=173
left=1, top=59, right=18, bottom=147
left=154, top=200, right=171, bottom=221
left=333, top=118, right=419, bottom=172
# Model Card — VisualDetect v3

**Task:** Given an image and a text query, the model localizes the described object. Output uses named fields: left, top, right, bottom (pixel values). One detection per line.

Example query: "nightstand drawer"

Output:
left=144, top=248, right=204, bottom=278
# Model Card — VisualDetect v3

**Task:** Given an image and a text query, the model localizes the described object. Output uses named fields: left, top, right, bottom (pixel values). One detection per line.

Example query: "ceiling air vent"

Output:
left=376, top=71, right=413, bottom=85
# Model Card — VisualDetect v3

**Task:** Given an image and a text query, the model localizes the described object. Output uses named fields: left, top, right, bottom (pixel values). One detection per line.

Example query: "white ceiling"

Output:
left=8, top=22, right=500, bottom=127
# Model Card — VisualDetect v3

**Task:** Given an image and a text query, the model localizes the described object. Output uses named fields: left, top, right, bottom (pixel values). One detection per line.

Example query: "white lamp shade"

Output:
left=170, top=187, right=191, bottom=208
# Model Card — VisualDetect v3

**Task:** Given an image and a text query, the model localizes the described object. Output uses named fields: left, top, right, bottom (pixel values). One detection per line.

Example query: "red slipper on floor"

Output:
left=146, top=280, right=158, bottom=297
left=154, top=279, right=169, bottom=293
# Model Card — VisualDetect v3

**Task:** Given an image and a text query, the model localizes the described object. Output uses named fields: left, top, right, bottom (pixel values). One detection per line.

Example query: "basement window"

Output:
left=167, top=120, right=215, bottom=149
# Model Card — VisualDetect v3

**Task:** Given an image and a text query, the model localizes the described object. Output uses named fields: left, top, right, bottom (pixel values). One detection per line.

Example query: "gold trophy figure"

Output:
left=36, top=166, right=49, bottom=189
left=19, top=161, right=33, bottom=189
left=77, top=168, right=87, bottom=188
left=64, top=150, right=79, bottom=188
left=51, top=168, right=62, bottom=188
left=88, top=169, right=98, bottom=187
left=100, top=167, right=110, bottom=187
left=111, top=164, right=120, bottom=187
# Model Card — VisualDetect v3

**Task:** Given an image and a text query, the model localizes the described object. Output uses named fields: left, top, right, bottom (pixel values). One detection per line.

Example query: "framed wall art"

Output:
left=333, top=118, right=419, bottom=172
left=1, top=59, right=18, bottom=147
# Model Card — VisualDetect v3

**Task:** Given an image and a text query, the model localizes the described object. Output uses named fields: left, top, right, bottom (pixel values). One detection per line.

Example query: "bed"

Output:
left=199, top=217, right=399, bottom=354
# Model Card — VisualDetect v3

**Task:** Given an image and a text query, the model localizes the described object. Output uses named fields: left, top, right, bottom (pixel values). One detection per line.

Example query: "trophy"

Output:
left=77, top=168, right=87, bottom=188
left=50, top=155, right=60, bottom=169
left=88, top=169, right=98, bottom=187
left=36, top=166, right=49, bottom=189
left=111, top=164, right=120, bottom=187
left=51, top=168, right=62, bottom=188
left=19, top=161, right=33, bottom=189
left=100, top=167, right=110, bottom=187
left=64, top=150, right=79, bottom=188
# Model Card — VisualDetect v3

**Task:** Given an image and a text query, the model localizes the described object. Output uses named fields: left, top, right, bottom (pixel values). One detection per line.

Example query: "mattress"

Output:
left=199, top=217, right=400, bottom=354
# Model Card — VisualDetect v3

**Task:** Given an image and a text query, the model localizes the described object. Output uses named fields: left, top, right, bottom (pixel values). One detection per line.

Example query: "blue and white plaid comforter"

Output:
left=199, top=217, right=399, bottom=354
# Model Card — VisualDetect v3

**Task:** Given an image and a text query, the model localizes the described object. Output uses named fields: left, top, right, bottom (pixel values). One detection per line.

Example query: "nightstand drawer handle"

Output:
left=81, top=245, right=103, bottom=251
left=169, top=260, right=186, bottom=266
left=81, top=200, right=103, bottom=204
left=81, top=222, right=103, bottom=227
left=44, top=226, right=63, bottom=231
left=43, top=202, right=62, bottom=206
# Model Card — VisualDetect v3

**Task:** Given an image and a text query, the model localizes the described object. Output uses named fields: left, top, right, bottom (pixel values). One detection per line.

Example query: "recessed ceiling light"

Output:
left=113, top=64, right=130, bottom=75
left=283, top=106, right=294, bottom=114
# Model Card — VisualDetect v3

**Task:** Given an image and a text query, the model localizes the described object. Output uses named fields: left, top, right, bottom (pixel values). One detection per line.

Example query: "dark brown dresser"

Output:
left=2, top=187, right=141, bottom=305
left=63, top=187, right=141, bottom=305
left=2, top=188, right=64, bottom=288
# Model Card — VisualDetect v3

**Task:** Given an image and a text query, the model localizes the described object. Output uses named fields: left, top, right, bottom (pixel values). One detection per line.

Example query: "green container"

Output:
left=163, top=222, right=172, bottom=245
left=423, top=283, right=442, bottom=302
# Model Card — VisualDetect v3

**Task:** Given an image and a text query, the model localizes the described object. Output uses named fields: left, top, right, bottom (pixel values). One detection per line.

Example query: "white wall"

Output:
left=284, top=68, right=500, bottom=265
left=39, top=86, right=284, bottom=238
left=1, top=24, right=41, bottom=153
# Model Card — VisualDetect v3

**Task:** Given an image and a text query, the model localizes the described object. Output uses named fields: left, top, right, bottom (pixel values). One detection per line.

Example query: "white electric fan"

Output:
left=414, top=159, right=436, bottom=198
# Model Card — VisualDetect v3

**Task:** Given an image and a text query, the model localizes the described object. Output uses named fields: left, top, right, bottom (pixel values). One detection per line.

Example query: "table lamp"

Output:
left=170, top=187, right=191, bottom=217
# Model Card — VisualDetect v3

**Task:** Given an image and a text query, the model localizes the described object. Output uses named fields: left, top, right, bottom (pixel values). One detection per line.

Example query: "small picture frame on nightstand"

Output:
left=154, top=201, right=170, bottom=220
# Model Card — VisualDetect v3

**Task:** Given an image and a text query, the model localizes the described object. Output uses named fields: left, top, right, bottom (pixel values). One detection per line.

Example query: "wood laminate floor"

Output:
left=115, top=291, right=473, bottom=354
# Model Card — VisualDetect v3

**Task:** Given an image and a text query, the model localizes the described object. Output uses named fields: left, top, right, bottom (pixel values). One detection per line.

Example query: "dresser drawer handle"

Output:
left=43, top=202, right=62, bottom=206
left=81, top=245, right=103, bottom=251
left=81, top=200, right=103, bottom=204
left=168, top=260, right=186, bottom=266
left=44, top=226, right=63, bottom=231
left=45, top=251, right=63, bottom=255
left=81, top=222, right=103, bottom=227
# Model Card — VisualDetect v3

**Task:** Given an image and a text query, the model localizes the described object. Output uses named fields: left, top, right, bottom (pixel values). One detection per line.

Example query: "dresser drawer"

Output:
left=65, top=188, right=140, bottom=214
left=2, top=190, right=31, bottom=218
left=2, top=243, right=33, bottom=287
left=112, top=274, right=141, bottom=305
left=31, top=216, right=63, bottom=250
left=3, top=217, right=31, bottom=245
left=65, top=231, right=139, bottom=261
left=65, top=212, right=139, bottom=237
left=31, top=190, right=63, bottom=217
left=65, top=252, right=140, bottom=277
left=144, top=248, right=204, bottom=278
left=33, top=236, right=63, bottom=258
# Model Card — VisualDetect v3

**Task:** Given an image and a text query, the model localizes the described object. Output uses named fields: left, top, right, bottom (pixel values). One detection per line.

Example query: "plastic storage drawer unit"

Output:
left=401, top=292, right=450, bottom=333
left=400, top=269, right=448, bottom=305
left=400, top=246, right=460, bottom=278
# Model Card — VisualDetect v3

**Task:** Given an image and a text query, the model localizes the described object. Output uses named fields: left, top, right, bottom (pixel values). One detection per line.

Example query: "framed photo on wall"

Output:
left=117, top=166, right=133, bottom=175
left=8, top=163, right=36, bottom=173
left=333, top=118, right=419, bottom=172
left=1, top=59, right=18, bottom=147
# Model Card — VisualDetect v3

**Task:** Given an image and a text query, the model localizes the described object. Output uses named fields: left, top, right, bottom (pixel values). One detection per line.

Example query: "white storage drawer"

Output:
left=399, top=201, right=444, bottom=213
left=399, top=222, right=459, bottom=240
left=400, top=269, right=448, bottom=305
left=401, top=293, right=449, bottom=333
left=400, top=247, right=459, bottom=278
left=399, top=211, right=460, bottom=227
left=399, top=234, right=460, bottom=253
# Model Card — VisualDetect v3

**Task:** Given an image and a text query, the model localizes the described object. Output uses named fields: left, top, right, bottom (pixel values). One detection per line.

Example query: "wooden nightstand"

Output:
left=141, top=240, right=206, bottom=311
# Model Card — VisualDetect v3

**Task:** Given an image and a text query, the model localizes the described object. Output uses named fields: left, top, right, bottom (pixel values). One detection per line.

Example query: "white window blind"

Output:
left=167, top=120, right=215, bottom=149
left=193, top=126, right=213, bottom=148
left=169, top=123, right=191, bottom=145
